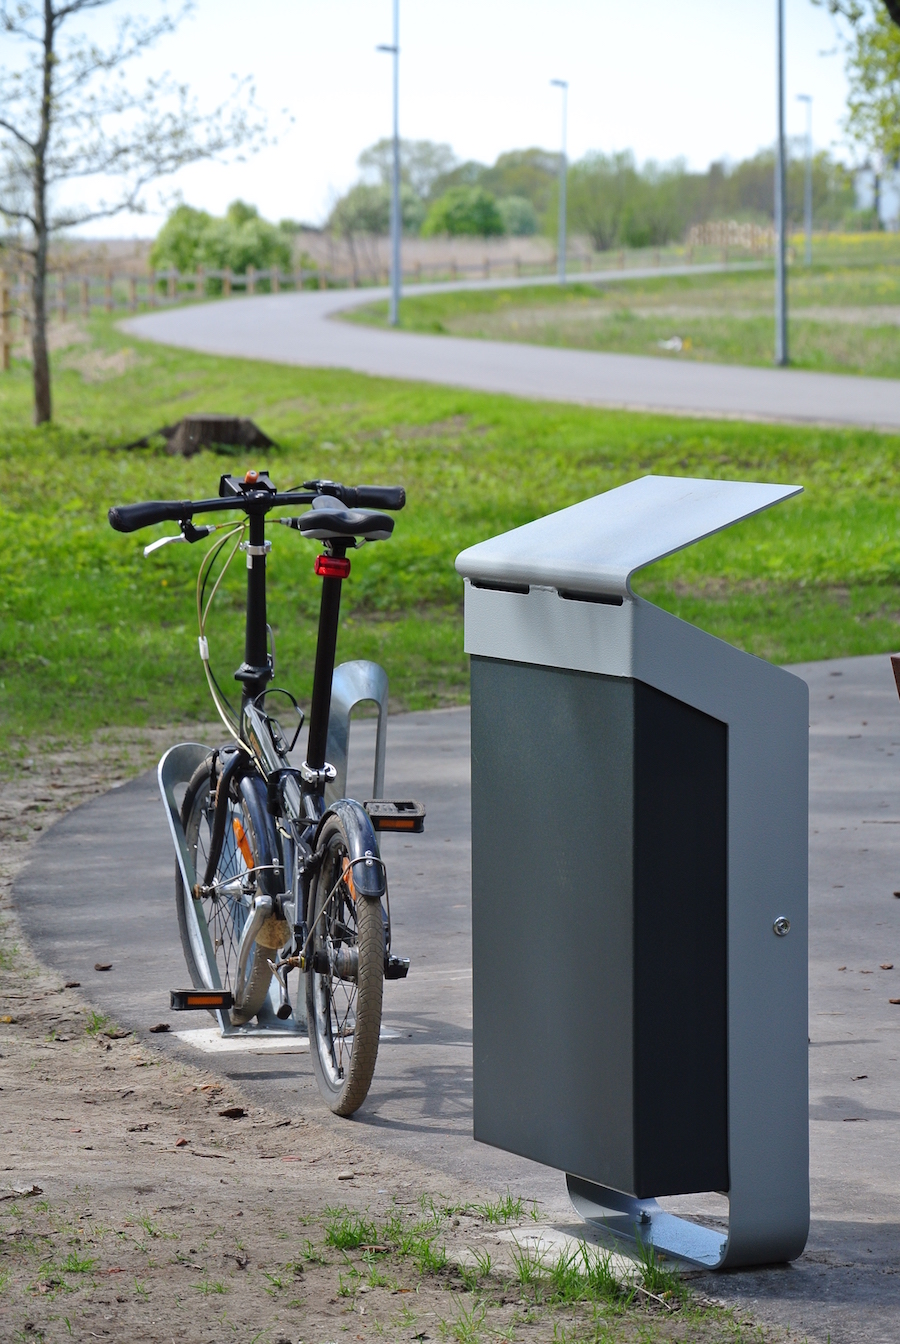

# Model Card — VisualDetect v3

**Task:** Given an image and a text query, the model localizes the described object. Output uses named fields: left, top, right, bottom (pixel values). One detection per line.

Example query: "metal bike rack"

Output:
left=324, top=659, right=389, bottom=806
left=157, top=659, right=388, bottom=1038
left=456, top=475, right=809, bottom=1270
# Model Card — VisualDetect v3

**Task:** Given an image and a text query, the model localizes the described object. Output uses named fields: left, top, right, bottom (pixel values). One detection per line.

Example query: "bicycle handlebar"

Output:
left=108, top=480, right=406, bottom=534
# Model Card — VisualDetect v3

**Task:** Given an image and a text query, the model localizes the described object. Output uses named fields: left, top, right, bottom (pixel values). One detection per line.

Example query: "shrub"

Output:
left=421, top=186, right=505, bottom=237
left=497, top=195, right=538, bottom=236
left=150, top=200, right=293, bottom=288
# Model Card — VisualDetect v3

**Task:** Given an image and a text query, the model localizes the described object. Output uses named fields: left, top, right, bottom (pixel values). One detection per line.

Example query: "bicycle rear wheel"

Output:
left=306, top=813, right=384, bottom=1116
left=176, top=758, right=279, bottom=1025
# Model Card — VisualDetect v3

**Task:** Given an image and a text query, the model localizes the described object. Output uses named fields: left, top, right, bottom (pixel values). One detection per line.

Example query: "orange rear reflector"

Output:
left=232, top=817, right=253, bottom=867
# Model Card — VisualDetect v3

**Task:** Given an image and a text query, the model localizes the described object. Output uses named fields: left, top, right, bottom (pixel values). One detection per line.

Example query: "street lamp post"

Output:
left=774, top=0, right=788, bottom=365
left=797, top=94, right=813, bottom=266
left=551, top=79, right=568, bottom=285
left=377, top=0, right=401, bottom=327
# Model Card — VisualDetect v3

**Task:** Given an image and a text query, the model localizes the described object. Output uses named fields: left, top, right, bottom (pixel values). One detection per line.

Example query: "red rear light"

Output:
left=315, top=554, right=351, bottom=579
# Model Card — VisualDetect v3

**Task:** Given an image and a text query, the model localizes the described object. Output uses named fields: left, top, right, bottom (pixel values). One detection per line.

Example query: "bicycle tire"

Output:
left=306, top=813, right=384, bottom=1116
left=176, top=758, right=277, bottom=1025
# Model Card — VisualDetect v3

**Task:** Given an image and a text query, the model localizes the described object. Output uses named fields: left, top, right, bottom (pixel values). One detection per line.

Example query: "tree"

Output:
left=421, top=186, right=505, bottom=237
left=497, top=195, right=538, bottom=236
left=357, top=138, right=456, bottom=199
left=150, top=201, right=293, bottom=290
left=0, top=1, right=261, bottom=424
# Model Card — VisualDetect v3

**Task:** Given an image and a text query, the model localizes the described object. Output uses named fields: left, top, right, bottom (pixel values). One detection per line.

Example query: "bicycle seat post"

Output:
left=305, top=542, right=351, bottom=775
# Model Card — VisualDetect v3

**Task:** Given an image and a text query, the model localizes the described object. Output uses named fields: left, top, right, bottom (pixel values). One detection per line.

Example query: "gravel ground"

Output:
left=0, top=733, right=790, bottom=1344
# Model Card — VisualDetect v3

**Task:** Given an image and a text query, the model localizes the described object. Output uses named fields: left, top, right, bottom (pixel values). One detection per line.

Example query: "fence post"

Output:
left=223, top=268, right=232, bottom=298
left=1, top=272, right=10, bottom=371
left=247, top=265, right=256, bottom=296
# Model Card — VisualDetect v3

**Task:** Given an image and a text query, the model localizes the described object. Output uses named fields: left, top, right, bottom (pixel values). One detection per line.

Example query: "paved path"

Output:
left=121, top=267, right=900, bottom=431
left=12, top=653, right=900, bottom=1343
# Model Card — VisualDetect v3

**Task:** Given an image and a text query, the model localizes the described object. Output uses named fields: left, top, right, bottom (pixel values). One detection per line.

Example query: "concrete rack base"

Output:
left=456, top=475, right=809, bottom=1270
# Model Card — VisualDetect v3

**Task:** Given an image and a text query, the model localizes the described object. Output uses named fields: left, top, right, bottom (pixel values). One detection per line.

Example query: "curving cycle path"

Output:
left=120, top=263, right=900, bottom=431
left=12, top=654, right=900, bottom=1344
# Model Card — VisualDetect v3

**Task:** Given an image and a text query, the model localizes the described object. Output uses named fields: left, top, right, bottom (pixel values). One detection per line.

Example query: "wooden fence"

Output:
left=0, top=237, right=773, bottom=368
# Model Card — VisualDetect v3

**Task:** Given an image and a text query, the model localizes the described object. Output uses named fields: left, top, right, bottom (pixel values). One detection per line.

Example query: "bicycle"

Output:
left=108, top=469, right=424, bottom=1116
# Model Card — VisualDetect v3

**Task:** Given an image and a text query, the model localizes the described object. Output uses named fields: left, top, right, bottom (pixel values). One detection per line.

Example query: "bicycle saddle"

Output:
left=297, top=494, right=395, bottom=541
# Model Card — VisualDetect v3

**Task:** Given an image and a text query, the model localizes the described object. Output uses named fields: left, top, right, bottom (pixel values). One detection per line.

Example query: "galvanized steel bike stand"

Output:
left=457, top=476, right=810, bottom=1270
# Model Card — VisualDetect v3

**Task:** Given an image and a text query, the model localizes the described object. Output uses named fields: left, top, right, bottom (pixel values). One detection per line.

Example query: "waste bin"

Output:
left=456, top=475, right=809, bottom=1269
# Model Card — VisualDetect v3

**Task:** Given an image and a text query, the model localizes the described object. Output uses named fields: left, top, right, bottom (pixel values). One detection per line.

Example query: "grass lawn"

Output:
left=3, top=309, right=900, bottom=753
left=344, top=258, right=900, bottom=378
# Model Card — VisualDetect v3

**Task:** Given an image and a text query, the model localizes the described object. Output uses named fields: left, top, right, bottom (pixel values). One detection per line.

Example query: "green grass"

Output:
left=345, top=260, right=900, bottom=378
left=4, top=308, right=900, bottom=749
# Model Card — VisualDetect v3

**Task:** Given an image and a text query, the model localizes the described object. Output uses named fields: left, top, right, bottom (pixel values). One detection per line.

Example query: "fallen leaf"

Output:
left=94, top=963, right=112, bottom=972
left=199, top=1084, right=222, bottom=1093
left=148, top=1023, right=170, bottom=1033
left=0, top=1015, right=18, bottom=1025
left=127, top=1124, right=151, bottom=1133
left=837, top=966, right=847, bottom=971
left=174, top=1138, right=189, bottom=1148
left=881, top=964, right=894, bottom=971
left=104, top=1268, right=126, bottom=1275
left=103, top=1029, right=131, bottom=1040
left=218, top=1106, right=245, bottom=1120
left=64, top=981, right=81, bottom=989
left=0, top=1184, right=42, bottom=1201
left=890, top=998, right=900, bottom=1005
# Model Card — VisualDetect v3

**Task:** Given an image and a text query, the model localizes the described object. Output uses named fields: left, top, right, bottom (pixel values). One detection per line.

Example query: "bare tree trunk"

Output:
left=32, top=235, right=51, bottom=424
left=31, top=0, right=55, bottom=425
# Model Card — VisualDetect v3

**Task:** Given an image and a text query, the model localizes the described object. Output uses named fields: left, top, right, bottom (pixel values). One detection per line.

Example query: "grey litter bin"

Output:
left=455, top=474, right=809, bottom=1270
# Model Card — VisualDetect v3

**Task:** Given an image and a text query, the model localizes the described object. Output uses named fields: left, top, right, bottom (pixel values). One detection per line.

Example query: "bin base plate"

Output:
left=567, top=1175, right=727, bottom=1269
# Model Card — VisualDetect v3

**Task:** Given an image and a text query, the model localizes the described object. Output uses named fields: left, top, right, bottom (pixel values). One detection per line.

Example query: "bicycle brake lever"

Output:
left=143, top=533, right=187, bottom=557
left=143, top=521, right=215, bottom=557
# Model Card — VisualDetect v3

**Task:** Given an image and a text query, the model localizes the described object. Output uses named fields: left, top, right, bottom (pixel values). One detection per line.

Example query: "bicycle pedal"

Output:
left=384, top=955, right=410, bottom=980
left=170, top=989, right=234, bottom=1011
left=365, top=800, right=426, bottom=833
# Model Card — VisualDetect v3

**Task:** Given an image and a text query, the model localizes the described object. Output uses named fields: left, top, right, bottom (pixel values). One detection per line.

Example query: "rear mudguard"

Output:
left=315, top=798, right=385, bottom=901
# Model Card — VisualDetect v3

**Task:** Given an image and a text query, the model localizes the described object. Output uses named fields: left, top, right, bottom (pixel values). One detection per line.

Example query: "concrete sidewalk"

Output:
left=12, top=655, right=900, bottom=1344
left=121, top=270, right=900, bottom=431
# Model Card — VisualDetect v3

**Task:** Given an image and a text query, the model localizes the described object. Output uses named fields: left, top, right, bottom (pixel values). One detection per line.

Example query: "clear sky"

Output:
left=5, top=0, right=856, bottom=237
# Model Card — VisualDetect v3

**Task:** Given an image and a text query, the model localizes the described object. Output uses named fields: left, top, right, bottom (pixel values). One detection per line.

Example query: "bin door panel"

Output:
left=470, top=657, right=636, bottom=1191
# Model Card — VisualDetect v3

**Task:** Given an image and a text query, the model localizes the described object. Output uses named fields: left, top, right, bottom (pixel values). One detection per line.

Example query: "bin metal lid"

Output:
left=455, top=474, right=802, bottom=599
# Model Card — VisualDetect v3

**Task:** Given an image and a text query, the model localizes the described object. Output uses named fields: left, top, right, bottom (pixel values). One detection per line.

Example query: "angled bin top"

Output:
left=455, top=474, right=802, bottom=600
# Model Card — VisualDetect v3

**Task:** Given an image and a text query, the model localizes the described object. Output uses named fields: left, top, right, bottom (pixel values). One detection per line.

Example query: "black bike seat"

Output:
left=297, top=498, right=394, bottom=541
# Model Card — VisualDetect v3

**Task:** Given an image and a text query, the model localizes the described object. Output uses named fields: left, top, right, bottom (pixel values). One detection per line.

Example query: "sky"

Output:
left=1, top=0, right=856, bottom=237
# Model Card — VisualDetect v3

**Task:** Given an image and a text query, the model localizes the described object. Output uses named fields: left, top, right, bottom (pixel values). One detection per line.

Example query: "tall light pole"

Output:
left=774, top=0, right=788, bottom=365
left=551, top=79, right=568, bottom=285
left=797, top=94, right=813, bottom=266
left=376, top=0, right=401, bottom=326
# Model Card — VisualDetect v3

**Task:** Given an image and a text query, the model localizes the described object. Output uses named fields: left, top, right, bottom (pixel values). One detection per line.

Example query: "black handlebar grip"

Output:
left=108, top=499, right=192, bottom=533
left=353, top=485, right=406, bottom=510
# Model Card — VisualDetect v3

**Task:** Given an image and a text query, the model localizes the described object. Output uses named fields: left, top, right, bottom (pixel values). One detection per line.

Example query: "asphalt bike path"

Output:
left=13, top=654, right=900, bottom=1343
left=120, top=266, right=900, bottom=432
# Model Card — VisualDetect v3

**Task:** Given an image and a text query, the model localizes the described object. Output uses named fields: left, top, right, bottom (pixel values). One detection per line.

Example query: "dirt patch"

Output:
left=0, top=733, right=786, bottom=1343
